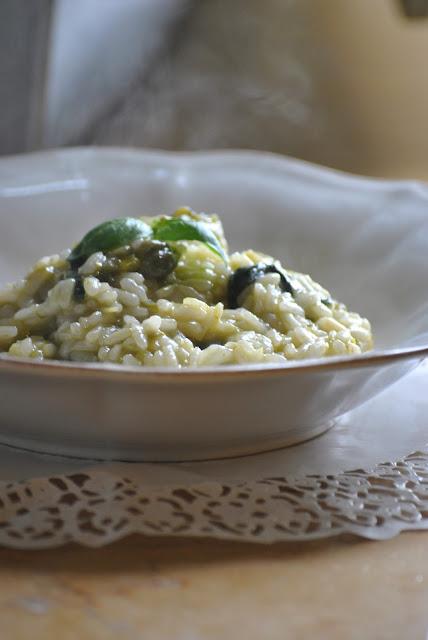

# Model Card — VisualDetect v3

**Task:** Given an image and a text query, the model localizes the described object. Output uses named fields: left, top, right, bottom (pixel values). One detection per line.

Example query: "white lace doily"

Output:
left=1, top=450, right=428, bottom=548
left=0, top=363, right=426, bottom=548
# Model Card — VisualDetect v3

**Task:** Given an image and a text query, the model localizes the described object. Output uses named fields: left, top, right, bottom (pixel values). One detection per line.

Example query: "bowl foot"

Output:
left=0, top=421, right=335, bottom=463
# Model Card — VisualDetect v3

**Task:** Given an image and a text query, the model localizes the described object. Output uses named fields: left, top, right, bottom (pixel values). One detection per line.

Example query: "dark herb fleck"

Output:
left=73, top=275, right=86, bottom=301
left=321, top=297, right=333, bottom=307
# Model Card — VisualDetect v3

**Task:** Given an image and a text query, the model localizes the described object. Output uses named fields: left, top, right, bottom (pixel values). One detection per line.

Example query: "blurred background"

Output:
left=1, top=0, right=428, bottom=179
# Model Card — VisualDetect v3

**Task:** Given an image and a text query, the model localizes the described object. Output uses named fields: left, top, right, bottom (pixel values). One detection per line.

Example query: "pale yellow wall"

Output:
left=79, top=0, right=428, bottom=180
left=313, top=0, right=428, bottom=179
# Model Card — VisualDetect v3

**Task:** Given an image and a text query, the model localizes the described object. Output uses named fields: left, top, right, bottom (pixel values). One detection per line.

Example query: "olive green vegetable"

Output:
left=228, top=263, right=293, bottom=309
left=69, top=218, right=152, bottom=267
left=151, top=216, right=227, bottom=262
left=135, top=240, right=178, bottom=280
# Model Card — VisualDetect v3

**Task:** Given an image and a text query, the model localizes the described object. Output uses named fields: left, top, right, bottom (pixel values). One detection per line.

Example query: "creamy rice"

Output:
left=0, top=208, right=373, bottom=367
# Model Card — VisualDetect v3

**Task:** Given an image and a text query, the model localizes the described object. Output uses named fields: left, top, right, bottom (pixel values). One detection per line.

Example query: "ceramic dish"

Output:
left=0, top=148, right=427, bottom=461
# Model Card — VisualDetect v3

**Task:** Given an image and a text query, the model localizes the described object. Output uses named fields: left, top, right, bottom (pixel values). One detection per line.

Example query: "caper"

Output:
left=96, top=255, right=139, bottom=283
left=134, top=240, right=178, bottom=281
left=117, top=255, right=140, bottom=273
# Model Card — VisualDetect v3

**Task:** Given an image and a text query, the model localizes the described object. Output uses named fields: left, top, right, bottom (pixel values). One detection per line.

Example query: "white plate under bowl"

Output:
left=0, top=148, right=427, bottom=461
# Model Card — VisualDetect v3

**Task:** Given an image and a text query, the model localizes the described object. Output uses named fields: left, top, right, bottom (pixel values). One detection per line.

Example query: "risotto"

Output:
left=0, top=208, right=372, bottom=367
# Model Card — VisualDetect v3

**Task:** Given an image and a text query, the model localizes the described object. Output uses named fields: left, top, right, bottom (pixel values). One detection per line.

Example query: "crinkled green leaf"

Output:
left=151, top=216, right=227, bottom=261
left=69, top=218, right=152, bottom=265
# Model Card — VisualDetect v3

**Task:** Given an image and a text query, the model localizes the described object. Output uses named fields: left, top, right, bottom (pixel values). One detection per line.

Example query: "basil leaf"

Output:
left=69, top=218, right=152, bottom=266
left=151, top=216, right=227, bottom=261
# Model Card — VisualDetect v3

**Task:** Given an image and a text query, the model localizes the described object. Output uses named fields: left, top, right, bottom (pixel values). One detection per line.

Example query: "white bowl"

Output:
left=0, top=148, right=427, bottom=461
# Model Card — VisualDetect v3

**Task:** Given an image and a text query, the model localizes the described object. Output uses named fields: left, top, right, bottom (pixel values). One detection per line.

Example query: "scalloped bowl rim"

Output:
left=0, top=147, right=427, bottom=383
left=0, top=345, right=427, bottom=384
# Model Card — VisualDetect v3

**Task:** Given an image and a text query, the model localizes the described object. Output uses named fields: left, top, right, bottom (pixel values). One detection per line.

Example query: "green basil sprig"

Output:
left=69, top=218, right=151, bottom=267
left=151, top=216, right=227, bottom=261
left=69, top=215, right=227, bottom=267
